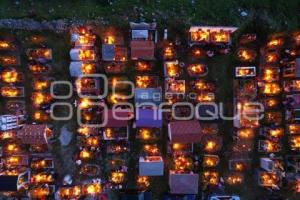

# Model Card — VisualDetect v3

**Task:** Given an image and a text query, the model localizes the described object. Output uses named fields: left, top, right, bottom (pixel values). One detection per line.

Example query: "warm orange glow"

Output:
left=5, top=156, right=20, bottom=166
left=192, top=48, right=203, bottom=57
left=202, top=125, right=218, bottom=135
left=83, top=183, right=102, bottom=195
left=295, top=180, right=300, bottom=193
left=226, top=173, right=243, bottom=185
left=264, top=140, right=278, bottom=152
left=137, top=176, right=150, bottom=188
left=105, top=36, right=115, bottom=44
left=31, top=159, right=46, bottom=169
left=139, top=128, right=151, bottom=140
left=211, top=31, right=229, bottom=43
left=77, top=34, right=96, bottom=46
left=30, top=187, right=50, bottom=198
left=78, top=127, right=90, bottom=136
left=196, top=93, right=214, bottom=102
left=110, top=77, right=122, bottom=87
left=163, top=45, right=175, bottom=59
left=294, top=33, right=300, bottom=45
left=166, top=62, right=180, bottom=77
left=203, top=171, right=219, bottom=185
left=1, top=169, right=19, bottom=176
left=262, top=83, right=281, bottom=95
left=32, top=92, right=52, bottom=107
left=268, top=128, right=284, bottom=138
left=81, top=63, right=95, bottom=74
left=194, top=80, right=212, bottom=91
left=295, top=80, right=300, bottom=90
left=234, top=163, right=245, bottom=171
left=75, top=78, right=97, bottom=92
left=267, top=38, right=283, bottom=48
left=265, top=111, right=282, bottom=124
left=6, top=143, right=19, bottom=153
left=79, top=49, right=95, bottom=60
left=0, top=131, right=15, bottom=140
left=238, top=102, right=260, bottom=128
left=203, top=156, right=219, bottom=167
left=136, top=61, right=151, bottom=72
left=108, top=93, right=127, bottom=104
left=79, top=149, right=92, bottom=160
left=31, top=173, right=53, bottom=183
left=86, top=136, right=99, bottom=147
left=236, top=68, right=255, bottom=77
left=262, top=68, right=279, bottom=82
left=288, top=124, right=300, bottom=134
left=28, top=49, right=52, bottom=60
left=1, top=87, right=21, bottom=97
left=144, top=144, right=159, bottom=155
left=33, top=79, right=50, bottom=90
left=237, top=48, right=256, bottom=62
left=0, top=56, right=17, bottom=65
left=265, top=98, right=278, bottom=108
left=110, top=171, right=125, bottom=184
left=82, top=112, right=92, bottom=121
left=58, top=186, right=81, bottom=198
left=167, top=79, right=185, bottom=93
left=265, top=53, right=278, bottom=63
left=135, top=76, right=152, bottom=88
left=29, top=64, right=49, bottom=74
left=79, top=98, right=92, bottom=109
left=172, top=143, right=184, bottom=151
left=238, top=128, right=254, bottom=139
left=188, top=64, right=206, bottom=75
left=174, top=156, right=193, bottom=172
left=78, top=35, right=90, bottom=45
left=191, top=30, right=209, bottom=42
left=104, top=128, right=113, bottom=139
left=289, top=136, right=300, bottom=151
left=0, top=41, right=11, bottom=49
left=204, top=141, right=217, bottom=152
left=1, top=69, right=20, bottom=83
left=259, top=172, right=279, bottom=187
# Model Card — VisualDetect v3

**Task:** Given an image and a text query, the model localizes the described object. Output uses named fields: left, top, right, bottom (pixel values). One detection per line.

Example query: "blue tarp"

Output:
left=136, top=108, right=163, bottom=128
left=134, top=88, right=162, bottom=106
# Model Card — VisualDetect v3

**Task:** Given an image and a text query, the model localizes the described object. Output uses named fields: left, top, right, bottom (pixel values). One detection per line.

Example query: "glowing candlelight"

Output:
left=110, top=171, right=125, bottom=184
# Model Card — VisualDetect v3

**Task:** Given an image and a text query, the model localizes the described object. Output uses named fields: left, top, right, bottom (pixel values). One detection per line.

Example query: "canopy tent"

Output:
left=168, top=120, right=203, bottom=143
left=135, top=108, right=163, bottom=128
left=169, top=173, right=199, bottom=194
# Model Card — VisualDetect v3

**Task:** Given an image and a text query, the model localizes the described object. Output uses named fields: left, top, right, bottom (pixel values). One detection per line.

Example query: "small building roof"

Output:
left=17, top=124, right=48, bottom=145
left=0, top=176, right=18, bottom=191
left=130, top=41, right=155, bottom=60
left=189, top=26, right=238, bottom=33
left=136, top=108, right=163, bottom=128
left=130, top=22, right=157, bottom=30
left=169, top=173, right=199, bottom=194
left=102, top=44, right=115, bottom=61
left=69, top=61, right=83, bottom=77
left=134, top=88, right=162, bottom=106
left=104, top=109, right=132, bottom=128
left=139, top=156, right=164, bottom=176
left=168, top=120, right=202, bottom=143
left=69, top=48, right=81, bottom=60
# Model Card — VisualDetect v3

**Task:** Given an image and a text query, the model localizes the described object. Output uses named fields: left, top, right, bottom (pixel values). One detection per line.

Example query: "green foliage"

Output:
left=0, top=0, right=298, bottom=29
